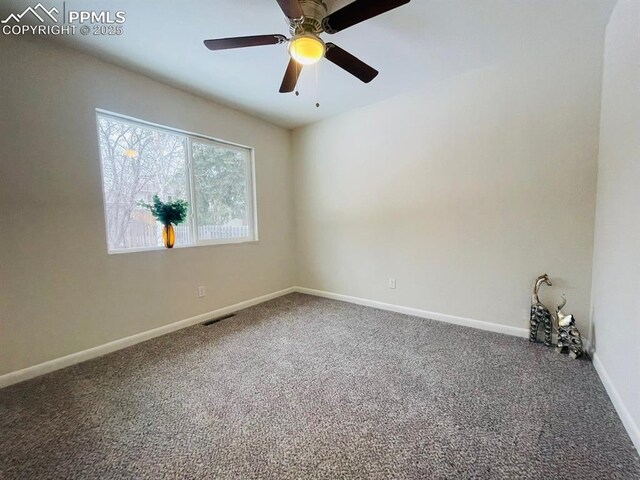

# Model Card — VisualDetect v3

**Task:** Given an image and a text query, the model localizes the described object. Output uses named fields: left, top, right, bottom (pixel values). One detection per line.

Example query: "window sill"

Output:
left=107, top=238, right=259, bottom=255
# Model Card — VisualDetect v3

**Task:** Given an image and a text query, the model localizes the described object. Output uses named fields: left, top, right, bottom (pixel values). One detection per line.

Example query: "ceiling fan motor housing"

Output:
left=289, top=0, right=328, bottom=35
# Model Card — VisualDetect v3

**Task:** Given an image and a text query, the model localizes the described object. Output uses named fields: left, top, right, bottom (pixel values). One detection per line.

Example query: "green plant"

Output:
left=138, top=195, right=188, bottom=226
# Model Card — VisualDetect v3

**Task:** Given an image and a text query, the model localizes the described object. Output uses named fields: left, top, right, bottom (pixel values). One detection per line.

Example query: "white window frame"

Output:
left=96, top=109, right=258, bottom=254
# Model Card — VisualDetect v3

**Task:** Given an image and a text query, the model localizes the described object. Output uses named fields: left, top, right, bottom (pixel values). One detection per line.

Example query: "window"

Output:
left=96, top=111, right=256, bottom=253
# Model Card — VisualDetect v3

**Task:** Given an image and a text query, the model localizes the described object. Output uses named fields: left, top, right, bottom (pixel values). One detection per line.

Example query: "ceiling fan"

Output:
left=203, top=0, right=411, bottom=93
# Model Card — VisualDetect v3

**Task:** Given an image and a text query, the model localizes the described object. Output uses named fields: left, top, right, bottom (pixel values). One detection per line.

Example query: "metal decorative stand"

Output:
left=528, top=275, right=585, bottom=360
left=529, top=274, right=554, bottom=346
left=555, top=295, right=584, bottom=359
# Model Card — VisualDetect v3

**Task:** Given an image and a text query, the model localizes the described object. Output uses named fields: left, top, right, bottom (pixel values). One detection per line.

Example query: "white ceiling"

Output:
left=2, top=0, right=616, bottom=128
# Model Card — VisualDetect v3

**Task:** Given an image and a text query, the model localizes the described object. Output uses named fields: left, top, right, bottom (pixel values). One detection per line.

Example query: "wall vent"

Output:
left=202, top=314, right=235, bottom=326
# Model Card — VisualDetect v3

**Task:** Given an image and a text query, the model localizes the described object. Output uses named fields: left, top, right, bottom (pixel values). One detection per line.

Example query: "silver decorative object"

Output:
left=555, top=295, right=584, bottom=359
left=530, top=274, right=554, bottom=346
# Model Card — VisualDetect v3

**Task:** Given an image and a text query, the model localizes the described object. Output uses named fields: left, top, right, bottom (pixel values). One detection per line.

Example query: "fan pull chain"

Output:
left=295, top=57, right=300, bottom=96
left=315, top=63, right=320, bottom=108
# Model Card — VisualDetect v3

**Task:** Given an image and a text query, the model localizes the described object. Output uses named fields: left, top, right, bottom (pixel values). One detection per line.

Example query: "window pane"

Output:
left=191, top=141, right=252, bottom=242
left=97, top=116, right=192, bottom=250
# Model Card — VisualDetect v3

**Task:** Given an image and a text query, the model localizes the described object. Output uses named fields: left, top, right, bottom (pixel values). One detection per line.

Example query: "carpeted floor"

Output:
left=1, top=293, right=639, bottom=479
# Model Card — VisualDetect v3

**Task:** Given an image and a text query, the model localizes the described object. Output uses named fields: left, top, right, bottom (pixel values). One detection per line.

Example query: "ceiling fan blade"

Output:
left=322, top=0, right=410, bottom=33
left=275, top=0, right=304, bottom=19
left=204, top=34, right=287, bottom=51
left=324, top=43, right=379, bottom=83
left=279, top=58, right=303, bottom=93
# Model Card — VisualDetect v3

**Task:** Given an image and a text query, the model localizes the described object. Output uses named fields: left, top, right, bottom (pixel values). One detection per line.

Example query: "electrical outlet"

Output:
left=388, top=278, right=396, bottom=289
left=198, top=286, right=206, bottom=298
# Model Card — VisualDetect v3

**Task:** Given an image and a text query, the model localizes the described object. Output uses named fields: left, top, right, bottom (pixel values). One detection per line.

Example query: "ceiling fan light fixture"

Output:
left=288, top=34, right=325, bottom=66
left=202, top=0, right=413, bottom=93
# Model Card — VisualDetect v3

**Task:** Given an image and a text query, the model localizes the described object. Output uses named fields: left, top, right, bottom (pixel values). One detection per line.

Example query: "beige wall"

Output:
left=292, top=45, right=604, bottom=333
left=0, top=36, right=295, bottom=375
left=591, top=0, right=640, bottom=448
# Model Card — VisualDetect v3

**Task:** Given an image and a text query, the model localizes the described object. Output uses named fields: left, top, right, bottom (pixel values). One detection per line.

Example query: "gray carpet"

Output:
left=1, top=293, right=639, bottom=479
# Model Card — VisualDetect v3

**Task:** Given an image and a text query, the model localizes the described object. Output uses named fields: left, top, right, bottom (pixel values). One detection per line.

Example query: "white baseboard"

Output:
left=295, top=287, right=597, bottom=352
left=294, top=287, right=530, bottom=338
left=0, top=287, right=296, bottom=389
left=592, top=353, right=640, bottom=454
